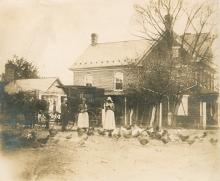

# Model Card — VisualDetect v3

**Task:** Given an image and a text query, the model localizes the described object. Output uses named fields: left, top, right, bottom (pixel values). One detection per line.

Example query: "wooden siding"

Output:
left=47, top=80, right=65, bottom=95
left=73, top=66, right=137, bottom=91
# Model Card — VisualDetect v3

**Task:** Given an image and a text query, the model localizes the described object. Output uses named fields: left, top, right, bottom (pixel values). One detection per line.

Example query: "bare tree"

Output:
left=128, top=0, right=217, bottom=128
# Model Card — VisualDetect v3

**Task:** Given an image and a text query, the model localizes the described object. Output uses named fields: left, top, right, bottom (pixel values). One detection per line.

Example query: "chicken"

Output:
left=146, top=127, right=154, bottom=137
left=177, top=134, right=190, bottom=142
left=37, top=135, right=49, bottom=144
left=201, top=132, right=208, bottom=138
left=138, top=136, right=149, bottom=145
left=26, top=131, right=35, bottom=140
left=97, top=128, right=105, bottom=136
left=52, top=139, right=59, bottom=144
left=49, top=129, right=57, bottom=137
left=162, top=130, right=169, bottom=137
left=120, top=127, right=132, bottom=138
left=187, top=138, right=195, bottom=145
left=87, top=127, right=95, bottom=136
left=78, top=135, right=89, bottom=146
left=65, top=134, right=72, bottom=139
left=77, top=129, right=85, bottom=137
left=141, top=130, right=149, bottom=137
left=209, top=138, right=218, bottom=146
left=193, top=135, right=204, bottom=142
left=161, top=137, right=169, bottom=144
left=194, top=135, right=199, bottom=139
left=124, top=125, right=132, bottom=130
left=155, top=131, right=163, bottom=140
left=82, top=134, right=89, bottom=141
left=131, top=125, right=142, bottom=137
left=112, top=128, right=121, bottom=139
left=123, top=134, right=132, bottom=139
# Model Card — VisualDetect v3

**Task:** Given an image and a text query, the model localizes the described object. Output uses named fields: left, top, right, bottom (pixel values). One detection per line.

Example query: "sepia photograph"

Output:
left=0, top=0, right=220, bottom=180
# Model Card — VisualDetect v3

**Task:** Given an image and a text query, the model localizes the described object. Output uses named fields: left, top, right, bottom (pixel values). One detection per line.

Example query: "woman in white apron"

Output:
left=103, top=97, right=116, bottom=136
left=77, top=98, right=89, bottom=130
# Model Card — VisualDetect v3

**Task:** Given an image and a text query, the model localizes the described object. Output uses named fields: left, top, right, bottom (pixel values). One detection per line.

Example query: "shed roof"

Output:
left=71, top=39, right=153, bottom=69
left=4, top=77, right=62, bottom=94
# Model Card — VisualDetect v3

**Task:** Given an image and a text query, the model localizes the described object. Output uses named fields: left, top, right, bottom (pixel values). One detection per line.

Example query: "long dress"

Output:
left=77, top=103, right=89, bottom=128
left=103, top=102, right=116, bottom=130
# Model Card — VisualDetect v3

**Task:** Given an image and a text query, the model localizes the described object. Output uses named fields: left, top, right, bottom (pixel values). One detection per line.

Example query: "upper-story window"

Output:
left=114, top=72, right=123, bottom=90
left=84, top=74, right=93, bottom=86
left=172, top=46, right=180, bottom=58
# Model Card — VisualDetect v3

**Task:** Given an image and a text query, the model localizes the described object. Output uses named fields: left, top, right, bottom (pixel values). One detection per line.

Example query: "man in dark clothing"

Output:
left=61, top=99, right=68, bottom=131
left=44, top=112, right=50, bottom=129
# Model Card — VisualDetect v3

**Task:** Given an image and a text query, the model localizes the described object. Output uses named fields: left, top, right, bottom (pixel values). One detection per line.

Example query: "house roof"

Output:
left=71, top=39, right=153, bottom=69
left=71, top=33, right=214, bottom=70
left=4, top=77, right=61, bottom=94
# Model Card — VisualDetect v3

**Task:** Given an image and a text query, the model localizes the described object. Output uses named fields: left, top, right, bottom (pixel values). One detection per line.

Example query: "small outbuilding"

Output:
left=4, top=77, right=66, bottom=113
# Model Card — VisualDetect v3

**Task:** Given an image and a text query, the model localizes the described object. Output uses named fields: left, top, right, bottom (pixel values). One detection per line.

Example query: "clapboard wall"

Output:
left=73, top=66, right=135, bottom=91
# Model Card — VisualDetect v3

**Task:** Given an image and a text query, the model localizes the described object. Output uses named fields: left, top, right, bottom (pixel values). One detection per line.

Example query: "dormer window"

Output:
left=114, top=72, right=123, bottom=90
left=84, top=74, right=93, bottom=86
left=172, top=46, right=180, bottom=58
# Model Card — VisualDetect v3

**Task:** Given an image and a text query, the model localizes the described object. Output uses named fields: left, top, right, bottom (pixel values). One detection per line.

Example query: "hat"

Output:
left=106, top=97, right=113, bottom=102
left=81, top=97, right=86, bottom=102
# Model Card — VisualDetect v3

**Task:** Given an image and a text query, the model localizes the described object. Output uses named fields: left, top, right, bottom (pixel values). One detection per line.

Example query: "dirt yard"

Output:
left=0, top=129, right=220, bottom=181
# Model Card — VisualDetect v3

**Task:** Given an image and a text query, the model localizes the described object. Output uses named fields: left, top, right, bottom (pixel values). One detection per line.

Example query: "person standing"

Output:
left=103, top=97, right=116, bottom=136
left=77, top=98, right=89, bottom=131
left=61, top=98, right=68, bottom=131
left=44, top=111, right=50, bottom=129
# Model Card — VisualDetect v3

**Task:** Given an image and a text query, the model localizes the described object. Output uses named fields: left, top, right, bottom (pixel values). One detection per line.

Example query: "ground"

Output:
left=0, top=128, right=220, bottom=181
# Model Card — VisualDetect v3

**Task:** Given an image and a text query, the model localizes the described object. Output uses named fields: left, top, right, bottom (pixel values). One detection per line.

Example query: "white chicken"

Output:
left=112, top=128, right=120, bottom=136
left=131, top=125, right=140, bottom=137
left=112, top=128, right=121, bottom=140
left=78, top=135, right=89, bottom=146
left=120, top=127, right=132, bottom=138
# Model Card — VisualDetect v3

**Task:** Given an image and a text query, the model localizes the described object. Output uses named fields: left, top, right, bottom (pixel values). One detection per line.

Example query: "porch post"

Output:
left=57, top=95, right=61, bottom=113
left=203, top=102, right=207, bottom=129
left=124, top=96, right=127, bottom=126
left=167, top=97, right=172, bottom=126
left=159, top=102, right=162, bottom=129
left=38, top=91, right=41, bottom=99
left=129, top=108, right=133, bottom=126
left=102, top=105, right=105, bottom=127
left=200, top=101, right=207, bottom=129
left=150, top=106, right=156, bottom=127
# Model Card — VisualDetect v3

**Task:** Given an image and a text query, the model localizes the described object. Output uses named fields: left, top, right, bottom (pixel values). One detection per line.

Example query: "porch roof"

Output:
left=104, top=90, right=125, bottom=96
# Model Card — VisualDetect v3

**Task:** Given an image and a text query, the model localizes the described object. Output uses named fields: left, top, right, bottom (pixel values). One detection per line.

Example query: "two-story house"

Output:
left=70, top=34, right=154, bottom=125
left=70, top=33, right=219, bottom=128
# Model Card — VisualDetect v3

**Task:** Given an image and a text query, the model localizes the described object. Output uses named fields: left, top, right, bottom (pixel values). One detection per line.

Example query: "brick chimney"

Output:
left=91, top=33, right=98, bottom=46
left=4, top=63, right=16, bottom=82
left=164, top=14, right=173, bottom=32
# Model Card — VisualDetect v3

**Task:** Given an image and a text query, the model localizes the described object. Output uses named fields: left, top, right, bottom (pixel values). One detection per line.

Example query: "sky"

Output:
left=0, top=0, right=219, bottom=84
